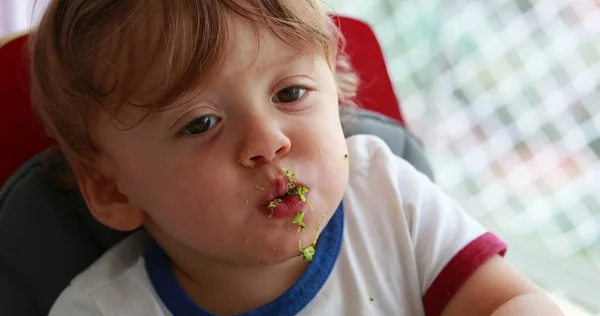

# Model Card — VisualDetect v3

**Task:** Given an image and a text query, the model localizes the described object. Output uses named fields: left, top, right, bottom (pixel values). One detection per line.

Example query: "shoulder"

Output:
left=342, top=135, right=510, bottom=316
left=345, top=133, right=399, bottom=166
left=345, top=134, right=429, bottom=184
left=49, top=231, right=168, bottom=315
left=344, top=134, right=436, bottom=216
left=343, top=134, right=491, bottom=258
left=68, top=231, right=148, bottom=292
left=341, top=134, right=436, bottom=267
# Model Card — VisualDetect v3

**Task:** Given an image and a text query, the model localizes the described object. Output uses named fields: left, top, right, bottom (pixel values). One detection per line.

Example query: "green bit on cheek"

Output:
left=293, top=186, right=309, bottom=203
left=284, top=168, right=297, bottom=184
left=292, top=211, right=306, bottom=230
left=254, top=185, right=266, bottom=191
left=344, top=154, right=349, bottom=170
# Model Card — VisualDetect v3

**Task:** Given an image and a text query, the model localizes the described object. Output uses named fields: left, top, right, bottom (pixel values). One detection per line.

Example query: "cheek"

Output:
left=296, top=105, right=348, bottom=193
left=312, top=105, right=346, bottom=155
left=112, top=148, right=196, bottom=208
left=299, top=87, right=348, bottom=172
left=125, top=150, right=249, bottom=219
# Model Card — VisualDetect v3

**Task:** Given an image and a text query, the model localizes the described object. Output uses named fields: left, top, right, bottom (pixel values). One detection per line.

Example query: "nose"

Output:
left=238, top=123, right=291, bottom=168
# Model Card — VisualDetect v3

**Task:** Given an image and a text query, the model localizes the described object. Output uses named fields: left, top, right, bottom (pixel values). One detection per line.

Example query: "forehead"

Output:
left=95, top=17, right=316, bottom=126
left=94, top=12, right=325, bottom=128
left=221, top=17, right=314, bottom=78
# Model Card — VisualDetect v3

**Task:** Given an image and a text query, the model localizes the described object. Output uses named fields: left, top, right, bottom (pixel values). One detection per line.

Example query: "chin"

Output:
left=264, top=230, right=315, bottom=264
left=261, top=244, right=302, bottom=265
left=251, top=235, right=311, bottom=265
left=259, top=254, right=301, bottom=266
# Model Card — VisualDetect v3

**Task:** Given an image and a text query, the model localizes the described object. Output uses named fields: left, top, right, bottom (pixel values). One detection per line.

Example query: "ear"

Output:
left=76, top=169, right=145, bottom=232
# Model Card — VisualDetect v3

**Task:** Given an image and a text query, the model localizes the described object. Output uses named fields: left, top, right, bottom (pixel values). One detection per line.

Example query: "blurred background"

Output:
left=323, top=0, right=600, bottom=314
left=2, top=0, right=599, bottom=314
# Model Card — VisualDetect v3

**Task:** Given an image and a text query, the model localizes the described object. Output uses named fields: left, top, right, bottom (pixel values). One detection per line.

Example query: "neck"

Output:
left=170, top=252, right=308, bottom=314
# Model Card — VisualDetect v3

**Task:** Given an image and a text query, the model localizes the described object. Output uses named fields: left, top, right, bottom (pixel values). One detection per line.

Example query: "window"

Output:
left=326, top=0, right=600, bottom=314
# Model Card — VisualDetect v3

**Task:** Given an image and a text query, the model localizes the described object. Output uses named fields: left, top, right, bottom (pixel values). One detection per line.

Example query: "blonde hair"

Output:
left=30, top=0, right=358, bottom=171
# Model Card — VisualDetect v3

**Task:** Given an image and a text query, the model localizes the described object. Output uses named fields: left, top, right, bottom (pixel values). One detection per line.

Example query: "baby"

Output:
left=30, top=0, right=562, bottom=315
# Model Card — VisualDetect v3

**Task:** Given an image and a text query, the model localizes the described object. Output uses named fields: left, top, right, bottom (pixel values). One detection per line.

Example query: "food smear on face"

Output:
left=306, top=199, right=315, bottom=210
left=312, top=211, right=330, bottom=245
left=284, top=168, right=296, bottom=184
left=292, top=211, right=306, bottom=231
left=282, top=167, right=310, bottom=205
left=344, top=154, right=349, bottom=170
left=254, top=185, right=266, bottom=191
left=267, top=198, right=282, bottom=217
left=298, top=240, right=315, bottom=262
left=294, top=186, right=309, bottom=202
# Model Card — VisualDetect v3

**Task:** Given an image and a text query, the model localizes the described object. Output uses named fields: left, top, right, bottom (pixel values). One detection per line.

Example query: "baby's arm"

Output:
left=441, top=255, right=563, bottom=315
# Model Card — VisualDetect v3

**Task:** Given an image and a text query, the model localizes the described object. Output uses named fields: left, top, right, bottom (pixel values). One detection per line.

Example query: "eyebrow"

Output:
left=257, top=50, right=309, bottom=74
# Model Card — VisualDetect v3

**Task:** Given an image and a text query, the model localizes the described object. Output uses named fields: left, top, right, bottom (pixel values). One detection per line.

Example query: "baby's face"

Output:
left=95, top=19, right=349, bottom=265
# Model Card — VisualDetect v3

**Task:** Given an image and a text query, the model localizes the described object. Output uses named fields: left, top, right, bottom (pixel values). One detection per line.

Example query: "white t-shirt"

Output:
left=49, top=135, right=507, bottom=315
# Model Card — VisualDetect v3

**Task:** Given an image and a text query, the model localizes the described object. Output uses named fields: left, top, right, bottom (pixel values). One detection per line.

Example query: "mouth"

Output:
left=258, top=171, right=311, bottom=218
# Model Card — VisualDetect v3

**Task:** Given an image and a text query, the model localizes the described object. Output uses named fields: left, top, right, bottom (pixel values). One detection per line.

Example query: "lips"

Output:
left=258, top=176, right=309, bottom=218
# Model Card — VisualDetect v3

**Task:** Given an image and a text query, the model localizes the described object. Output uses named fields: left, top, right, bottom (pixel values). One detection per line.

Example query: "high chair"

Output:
left=0, top=16, right=433, bottom=315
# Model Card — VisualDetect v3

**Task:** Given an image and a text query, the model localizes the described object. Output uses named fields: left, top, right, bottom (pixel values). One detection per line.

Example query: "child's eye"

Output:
left=180, top=115, right=220, bottom=135
left=272, top=86, right=307, bottom=103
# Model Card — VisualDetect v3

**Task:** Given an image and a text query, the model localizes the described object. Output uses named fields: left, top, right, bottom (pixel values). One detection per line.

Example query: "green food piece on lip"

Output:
left=294, top=186, right=309, bottom=203
left=268, top=199, right=280, bottom=209
left=285, top=184, right=309, bottom=203
left=292, top=211, right=306, bottom=229
left=286, top=182, right=296, bottom=193
left=267, top=198, right=282, bottom=217
left=281, top=168, right=308, bottom=203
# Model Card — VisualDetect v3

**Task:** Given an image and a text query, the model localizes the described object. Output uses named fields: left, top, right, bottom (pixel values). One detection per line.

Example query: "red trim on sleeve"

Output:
left=422, top=232, right=508, bottom=316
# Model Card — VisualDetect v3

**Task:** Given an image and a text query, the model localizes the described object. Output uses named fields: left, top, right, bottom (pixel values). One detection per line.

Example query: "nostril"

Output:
left=239, top=137, right=290, bottom=168
left=239, top=157, right=257, bottom=168
left=250, top=152, right=278, bottom=164
left=275, top=144, right=290, bottom=156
